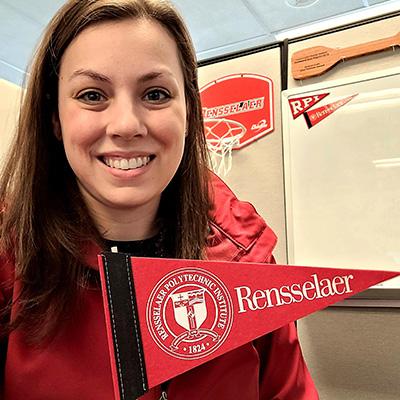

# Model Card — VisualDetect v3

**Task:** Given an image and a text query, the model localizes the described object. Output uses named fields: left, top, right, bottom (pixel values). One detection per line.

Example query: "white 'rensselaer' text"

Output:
left=235, top=273, right=353, bottom=313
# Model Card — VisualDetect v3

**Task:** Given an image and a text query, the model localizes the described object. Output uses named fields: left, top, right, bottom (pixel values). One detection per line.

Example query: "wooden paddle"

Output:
left=291, top=31, right=400, bottom=80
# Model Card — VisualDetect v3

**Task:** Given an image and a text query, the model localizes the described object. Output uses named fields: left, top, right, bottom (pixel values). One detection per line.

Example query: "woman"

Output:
left=0, top=0, right=318, bottom=399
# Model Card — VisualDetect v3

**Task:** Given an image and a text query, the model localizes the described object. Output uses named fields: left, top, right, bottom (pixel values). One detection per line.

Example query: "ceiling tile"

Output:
left=0, top=0, right=398, bottom=85
left=1, top=0, right=64, bottom=26
left=172, top=0, right=268, bottom=52
left=247, top=0, right=365, bottom=33
left=368, top=0, right=392, bottom=4
left=0, top=3, right=43, bottom=71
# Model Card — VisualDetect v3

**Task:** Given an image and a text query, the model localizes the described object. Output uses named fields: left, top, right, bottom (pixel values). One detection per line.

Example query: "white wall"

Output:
left=0, top=79, right=22, bottom=162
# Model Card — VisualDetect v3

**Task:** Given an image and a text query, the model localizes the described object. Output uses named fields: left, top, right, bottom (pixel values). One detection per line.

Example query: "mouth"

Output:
left=100, top=155, right=154, bottom=170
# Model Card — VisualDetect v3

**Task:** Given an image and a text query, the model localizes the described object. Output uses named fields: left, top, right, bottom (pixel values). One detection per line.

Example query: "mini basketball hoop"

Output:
left=204, top=118, right=246, bottom=176
left=200, top=73, right=274, bottom=176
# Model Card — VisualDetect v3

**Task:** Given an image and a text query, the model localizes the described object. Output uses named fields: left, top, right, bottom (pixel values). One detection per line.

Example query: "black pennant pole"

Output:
left=101, top=252, right=148, bottom=400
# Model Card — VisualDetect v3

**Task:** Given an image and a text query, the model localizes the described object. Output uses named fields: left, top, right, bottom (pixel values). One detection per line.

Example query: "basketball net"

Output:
left=204, top=118, right=246, bottom=176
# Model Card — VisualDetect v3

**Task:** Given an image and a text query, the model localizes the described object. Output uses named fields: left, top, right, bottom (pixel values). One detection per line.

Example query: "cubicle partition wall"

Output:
left=198, top=11, right=400, bottom=400
left=198, top=45, right=287, bottom=263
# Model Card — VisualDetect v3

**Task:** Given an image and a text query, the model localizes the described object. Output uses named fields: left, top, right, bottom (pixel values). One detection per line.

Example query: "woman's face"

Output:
left=57, top=19, right=187, bottom=232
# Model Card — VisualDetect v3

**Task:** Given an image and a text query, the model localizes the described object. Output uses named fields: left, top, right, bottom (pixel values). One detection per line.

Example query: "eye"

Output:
left=77, top=90, right=106, bottom=104
left=144, top=89, right=170, bottom=103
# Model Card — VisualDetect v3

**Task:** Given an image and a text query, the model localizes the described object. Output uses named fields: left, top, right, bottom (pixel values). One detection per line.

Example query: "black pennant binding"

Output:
left=101, top=252, right=148, bottom=400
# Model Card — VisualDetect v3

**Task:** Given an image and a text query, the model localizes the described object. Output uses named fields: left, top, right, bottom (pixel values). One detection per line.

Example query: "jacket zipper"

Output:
left=159, top=391, right=168, bottom=399
left=160, top=381, right=168, bottom=399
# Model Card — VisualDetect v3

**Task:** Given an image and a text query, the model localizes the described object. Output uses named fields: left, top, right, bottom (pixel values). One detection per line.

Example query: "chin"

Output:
left=102, top=191, right=161, bottom=211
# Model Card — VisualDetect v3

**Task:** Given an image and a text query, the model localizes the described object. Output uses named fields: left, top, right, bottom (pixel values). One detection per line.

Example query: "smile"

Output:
left=102, top=156, right=152, bottom=170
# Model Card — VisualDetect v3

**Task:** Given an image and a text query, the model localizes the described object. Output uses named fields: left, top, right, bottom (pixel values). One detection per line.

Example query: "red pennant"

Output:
left=288, top=93, right=329, bottom=119
left=304, top=94, right=357, bottom=128
left=98, top=256, right=398, bottom=399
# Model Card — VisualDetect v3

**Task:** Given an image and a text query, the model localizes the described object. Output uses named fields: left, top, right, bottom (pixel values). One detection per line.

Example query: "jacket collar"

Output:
left=83, top=172, right=277, bottom=270
left=208, top=173, right=277, bottom=255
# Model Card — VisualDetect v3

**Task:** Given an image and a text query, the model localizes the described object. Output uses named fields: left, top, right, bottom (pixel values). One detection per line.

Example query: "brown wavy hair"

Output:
left=0, top=0, right=210, bottom=344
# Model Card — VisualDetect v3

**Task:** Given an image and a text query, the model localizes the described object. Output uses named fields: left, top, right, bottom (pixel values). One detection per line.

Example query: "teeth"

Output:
left=113, top=159, right=121, bottom=169
left=103, top=156, right=150, bottom=170
left=128, top=158, right=137, bottom=169
left=120, top=159, right=129, bottom=170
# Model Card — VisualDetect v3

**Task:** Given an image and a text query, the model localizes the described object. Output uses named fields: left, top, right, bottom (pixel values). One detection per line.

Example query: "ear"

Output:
left=52, top=113, right=62, bottom=141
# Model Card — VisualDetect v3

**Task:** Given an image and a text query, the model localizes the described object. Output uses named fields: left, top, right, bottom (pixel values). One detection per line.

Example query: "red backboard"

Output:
left=200, top=73, right=274, bottom=150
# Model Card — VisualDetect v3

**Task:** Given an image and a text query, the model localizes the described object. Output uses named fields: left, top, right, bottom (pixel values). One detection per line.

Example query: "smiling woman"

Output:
left=57, top=19, right=187, bottom=240
left=0, top=1, right=317, bottom=399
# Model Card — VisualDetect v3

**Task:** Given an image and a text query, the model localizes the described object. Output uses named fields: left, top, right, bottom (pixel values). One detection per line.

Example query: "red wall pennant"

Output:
left=98, top=254, right=398, bottom=400
left=288, top=93, right=329, bottom=119
left=304, top=94, right=358, bottom=128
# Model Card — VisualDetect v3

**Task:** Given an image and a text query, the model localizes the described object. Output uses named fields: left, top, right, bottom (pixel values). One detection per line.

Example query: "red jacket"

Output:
left=0, top=176, right=318, bottom=399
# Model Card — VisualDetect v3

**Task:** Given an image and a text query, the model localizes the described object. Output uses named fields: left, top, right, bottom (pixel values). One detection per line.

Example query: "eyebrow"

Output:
left=69, top=69, right=111, bottom=83
left=138, top=71, right=169, bottom=83
left=69, top=69, right=174, bottom=84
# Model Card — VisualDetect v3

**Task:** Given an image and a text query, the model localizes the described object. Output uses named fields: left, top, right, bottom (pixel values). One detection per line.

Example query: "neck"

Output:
left=83, top=197, right=160, bottom=241
left=97, top=210, right=159, bottom=241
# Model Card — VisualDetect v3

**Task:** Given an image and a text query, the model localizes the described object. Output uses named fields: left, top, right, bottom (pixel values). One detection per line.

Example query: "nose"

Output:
left=106, top=97, right=147, bottom=140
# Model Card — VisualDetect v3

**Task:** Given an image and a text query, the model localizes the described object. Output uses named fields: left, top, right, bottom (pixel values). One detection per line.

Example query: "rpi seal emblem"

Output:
left=146, top=267, right=233, bottom=360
